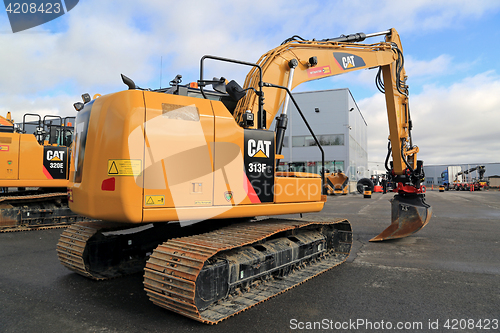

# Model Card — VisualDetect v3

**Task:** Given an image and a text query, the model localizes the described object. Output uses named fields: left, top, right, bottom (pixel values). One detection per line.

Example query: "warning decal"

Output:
left=145, top=195, right=165, bottom=206
left=195, top=200, right=212, bottom=205
left=107, top=159, right=142, bottom=176
left=307, top=65, right=331, bottom=78
left=0, top=145, right=9, bottom=151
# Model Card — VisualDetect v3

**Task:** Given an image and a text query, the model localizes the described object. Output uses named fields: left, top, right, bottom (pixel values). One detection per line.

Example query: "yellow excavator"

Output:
left=0, top=112, right=89, bottom=231
left=324, top=170, right=349, bottom=195
left=57, top=28, right=431, bottom=324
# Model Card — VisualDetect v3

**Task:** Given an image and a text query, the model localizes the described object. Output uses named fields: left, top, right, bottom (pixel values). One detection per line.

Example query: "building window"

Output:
left=277, top=160, right=344, bottom=174
left=320, top=134, right=344, bottom=146
left=292, top=136, right=305, bottom=147
left=305, top=136, right=317, bottom=146
left=287, top=134, right=344, bottom=147
left=283, top=137, right=288, bottom=147
left=327, top=161, right=344, bottom=173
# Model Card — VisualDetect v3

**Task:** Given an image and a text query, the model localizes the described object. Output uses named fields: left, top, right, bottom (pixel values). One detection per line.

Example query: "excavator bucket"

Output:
left=325, top=172, right=349, bottom=195
left=370, top=194, right=432, bottom=241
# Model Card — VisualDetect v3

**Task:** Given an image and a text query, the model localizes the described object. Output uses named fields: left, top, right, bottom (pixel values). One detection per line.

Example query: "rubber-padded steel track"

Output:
left=1, top=192, right=88, bottom=232
left=56, top=221, right=110, bottom=279
left=0, top=192, right=67, bottom=203
left=57, top=220, right=189, bottom=280
left=143, top=218, right=352, bottom=324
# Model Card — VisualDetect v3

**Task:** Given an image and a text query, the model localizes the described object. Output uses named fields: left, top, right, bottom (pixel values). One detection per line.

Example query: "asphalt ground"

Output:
left=0, top=190, right=499, bottom=332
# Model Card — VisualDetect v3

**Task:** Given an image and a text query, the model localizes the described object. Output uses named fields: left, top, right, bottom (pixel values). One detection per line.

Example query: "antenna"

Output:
left=160, top=56, right=163, bottom=89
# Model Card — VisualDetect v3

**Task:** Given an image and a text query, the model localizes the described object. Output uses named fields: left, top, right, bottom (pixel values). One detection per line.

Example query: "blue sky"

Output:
left=1, top=0, right=500, bottom=165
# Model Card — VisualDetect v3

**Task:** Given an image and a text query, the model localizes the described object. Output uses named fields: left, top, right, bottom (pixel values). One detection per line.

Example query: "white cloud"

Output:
left=405, top=54, right=453, bottom=78
left=309, top=0, right=500, bottom=33
left=359, top=70, right=500, bottom=165
left=0, top=4, right=160, bottom=92
left=0, top=93, right=77, bottom=124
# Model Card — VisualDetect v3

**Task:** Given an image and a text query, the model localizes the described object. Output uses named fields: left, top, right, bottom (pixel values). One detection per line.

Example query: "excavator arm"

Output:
left=231, top=28, right=431, bottom=241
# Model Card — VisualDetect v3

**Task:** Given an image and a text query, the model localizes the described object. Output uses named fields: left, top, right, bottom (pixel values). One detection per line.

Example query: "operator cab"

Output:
left=16, top=113, right=74, bottom=147
left=120, top=73, right=247, bottom=115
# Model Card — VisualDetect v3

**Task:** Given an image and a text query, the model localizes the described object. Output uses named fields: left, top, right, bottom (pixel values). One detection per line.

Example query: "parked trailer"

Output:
left=440, top=165, right=488, bottom=191
left=441, top=166, right=463, bottom=191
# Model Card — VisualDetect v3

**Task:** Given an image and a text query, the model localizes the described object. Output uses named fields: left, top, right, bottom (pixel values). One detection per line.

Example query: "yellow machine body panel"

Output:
left=69, top=91, right=145, bottom=222
left=69, top=90, right=324, bottom=224
left=141, top=93, right=215, bottom=211
left=0, top=131, right=69, bottom=187
left=274, top=176, right=322, bottom=203
left=0, top=133, right=19, bottom=180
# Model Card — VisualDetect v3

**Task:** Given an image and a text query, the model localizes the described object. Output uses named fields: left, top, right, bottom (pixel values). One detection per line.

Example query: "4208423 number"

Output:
left=444, top=319, right=498, bottom=330
left=5, top=2, right=61, bottom=14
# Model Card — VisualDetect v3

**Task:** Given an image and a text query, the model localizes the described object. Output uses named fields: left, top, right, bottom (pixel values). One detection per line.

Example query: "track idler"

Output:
left=370, top=193, right=432, bottom=241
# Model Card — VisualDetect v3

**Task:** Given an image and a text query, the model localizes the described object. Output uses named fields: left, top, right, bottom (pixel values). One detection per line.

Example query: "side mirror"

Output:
left=212, top=77, right=227, bottom=94
left=226, top=80, right=246, bottom=102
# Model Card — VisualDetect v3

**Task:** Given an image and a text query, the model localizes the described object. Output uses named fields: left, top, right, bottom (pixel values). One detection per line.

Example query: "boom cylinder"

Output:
left=321, top=29, right=391, bottom=43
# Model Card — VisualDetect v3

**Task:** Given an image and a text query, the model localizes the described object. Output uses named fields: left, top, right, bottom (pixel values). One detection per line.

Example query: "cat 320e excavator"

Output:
left=57, top=28, right=431, bottom=324
left=0, top=112, right=89, bottom=231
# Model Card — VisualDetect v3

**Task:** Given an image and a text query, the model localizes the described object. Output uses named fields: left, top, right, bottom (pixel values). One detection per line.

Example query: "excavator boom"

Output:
left=232, top=28, right=431, bottom=241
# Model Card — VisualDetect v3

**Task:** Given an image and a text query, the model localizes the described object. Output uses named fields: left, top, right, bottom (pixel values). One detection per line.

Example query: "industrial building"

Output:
left=278, top=88, right=368, bottom=189
left=369, top=162, right=500, bottom=188
left=423, top=163, right=500, bottom=187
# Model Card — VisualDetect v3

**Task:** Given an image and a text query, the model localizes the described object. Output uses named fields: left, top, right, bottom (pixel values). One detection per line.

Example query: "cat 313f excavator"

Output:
left=57, top=28, right=431, bottom=324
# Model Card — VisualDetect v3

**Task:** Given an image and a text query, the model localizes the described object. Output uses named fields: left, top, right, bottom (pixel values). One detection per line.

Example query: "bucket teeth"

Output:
left=370, top=194, right=432, bottom=242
